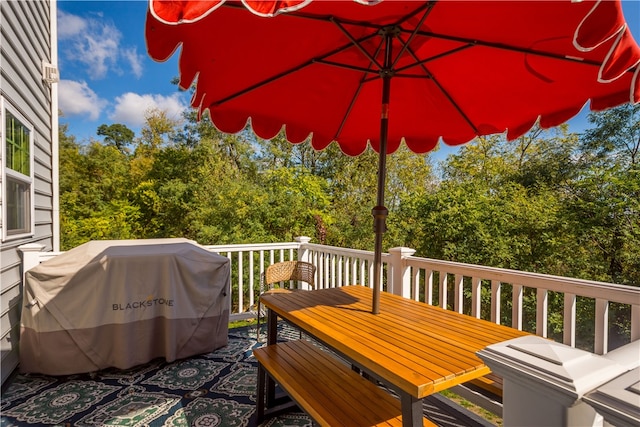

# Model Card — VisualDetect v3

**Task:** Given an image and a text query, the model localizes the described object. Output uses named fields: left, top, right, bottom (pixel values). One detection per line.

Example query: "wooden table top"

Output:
left=261, top=285, right=529, bottom=399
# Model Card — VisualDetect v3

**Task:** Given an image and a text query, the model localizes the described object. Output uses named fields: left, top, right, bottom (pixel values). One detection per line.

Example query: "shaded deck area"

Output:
left=1, top=324, right=496, bottom=427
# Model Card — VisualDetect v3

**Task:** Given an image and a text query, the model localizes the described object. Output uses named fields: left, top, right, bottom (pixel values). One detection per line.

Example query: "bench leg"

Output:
left=401, top=393, right=423, bottom=427
left=266, top=376, right=276, bottom=408
left=256, top=363, right=266, bottom=423
left=265, top=308, right=278, bottom=407
left=267, top=309, right=278, bottom=345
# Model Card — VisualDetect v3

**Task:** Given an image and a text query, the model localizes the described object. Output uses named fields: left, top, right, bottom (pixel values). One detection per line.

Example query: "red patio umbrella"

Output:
left=145, top=0, right=640, bottom=314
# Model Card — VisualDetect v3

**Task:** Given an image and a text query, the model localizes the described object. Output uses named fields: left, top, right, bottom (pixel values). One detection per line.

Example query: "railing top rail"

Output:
left=29, top=242, right=638, bottom=306
left=37, top=251, right=65, bottom=260
left=203, top=242, right=300, bottom=253
left=35, top=243, right=304, bottom=259
left=301, top=242, right=386, bottom=261
left=405, top=256, right=639, bottom=304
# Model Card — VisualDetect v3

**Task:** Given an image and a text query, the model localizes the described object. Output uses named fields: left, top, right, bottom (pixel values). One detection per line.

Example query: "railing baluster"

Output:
left=454, top=274, right=463, bottom=313
left=536, top=288, right=548, bottom=337
left=311, top=251, right=318, bottom=288
left=563, top=293, right=576, bottom=347
left=259, top=250, right=265, bottom=286
left=594, top=298, right=609, bottom=354
left=226, top=252, right=233, bottom=314
left=632, top=305, right=640, bottom=342
left=318, top=252, right=323, bottom=287
left=324, top=253, right=330, bottom=288
left=323, top=252, right=328, bottom=287
left=238, top=251, right=243, bottom=312
left=426, top=269, right=434, bottom=306
left=333, top=254, right=338, bottom=287
left=471, top=276, right=481, bottom=318
left=512, top=284, right=523, bottom=330
left=491, top=280, right=500, bottom=324
left=411, top=267, right=420, bottom=301
left=325, top=252, right=330, bottom=288
left=249, top=250, right=255, bottom=308
left=344, top=257, right=350, bottom=286
left=351, top=257, right=356, bottom=286
left=439, top=271, right=448, bottom=309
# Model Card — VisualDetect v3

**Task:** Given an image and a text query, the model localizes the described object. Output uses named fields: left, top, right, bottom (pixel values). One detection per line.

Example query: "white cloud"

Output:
left=57, top=10, right=87, bottom=39
left=81, top=26, right=120, bottom=79
left=58, top=80, right=107, bottom=120
left=109, top=93, right=187, bottom=128
left=122, top=47, right=144, bottom=79
left=57, top=10, right=142, bottom=80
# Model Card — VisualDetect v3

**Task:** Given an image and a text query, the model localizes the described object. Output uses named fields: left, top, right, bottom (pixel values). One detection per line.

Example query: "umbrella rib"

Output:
left=313, top=59, right=379, bottom=75
left=335, top=78, right=367, bottom=142
left=322, top=44, right=473, bottom=84
left=396, top=44, right=473, bottom=72
left=408, top=29, right=607, bottom=68
left=212, top=62, right=313, bottom=106
left=394, top=44, right=473, bottom=74
left=397, top=36, right=480, bottom=135
left=212, top=33, right=379, bottom=106
left=424, top=69, right=480, bottom=135
left=390, top=1, right=435, bottom=70
left=331, top=17, right=383, bottom=71
left=334, top=41, right=386, bottom=141
left=330, top=2, right=435, bottom=73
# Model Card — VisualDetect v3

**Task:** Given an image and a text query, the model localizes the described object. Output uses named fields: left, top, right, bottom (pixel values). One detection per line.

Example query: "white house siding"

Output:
left=0, top=0, right=57, bottom=385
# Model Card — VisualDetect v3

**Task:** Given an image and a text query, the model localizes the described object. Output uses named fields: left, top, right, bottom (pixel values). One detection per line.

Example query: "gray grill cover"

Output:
left=20, top=238, right=230, bottom=375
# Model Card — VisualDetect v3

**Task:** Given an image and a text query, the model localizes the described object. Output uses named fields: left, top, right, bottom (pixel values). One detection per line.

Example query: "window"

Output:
left=2, top=99, right=34, bottom=240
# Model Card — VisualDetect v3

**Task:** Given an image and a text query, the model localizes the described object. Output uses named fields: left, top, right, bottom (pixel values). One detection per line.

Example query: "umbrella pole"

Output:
left=372, top=28, right=394, bottom=314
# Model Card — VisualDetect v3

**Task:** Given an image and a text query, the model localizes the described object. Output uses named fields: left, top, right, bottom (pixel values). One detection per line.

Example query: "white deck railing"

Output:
left=21, top=237, right=639, bottom=355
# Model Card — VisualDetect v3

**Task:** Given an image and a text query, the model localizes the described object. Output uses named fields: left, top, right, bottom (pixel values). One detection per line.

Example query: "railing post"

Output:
left=19, top=243, right=46, bottom=277
left=478, top=335, right=629, bottom=427
left=388, top=247, right=415, bottom=298
left=632, top=305, right=640, bottom=342
left=295, top=236, right=312, bottom=262
left=296, top=236, right=314, bottom=289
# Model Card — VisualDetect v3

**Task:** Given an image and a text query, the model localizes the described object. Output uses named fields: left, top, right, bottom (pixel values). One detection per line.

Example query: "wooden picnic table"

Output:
left=261, top=285, right=529, bottom=427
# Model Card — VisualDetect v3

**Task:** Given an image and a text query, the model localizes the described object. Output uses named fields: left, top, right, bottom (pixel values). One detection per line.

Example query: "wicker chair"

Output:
left=256, top=260, right=316, bottom=342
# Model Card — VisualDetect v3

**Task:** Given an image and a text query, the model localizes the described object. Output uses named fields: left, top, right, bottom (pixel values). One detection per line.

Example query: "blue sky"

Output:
left=58, top=1, right=187, bottom=139
left=58, top=0, right=639, bottom=160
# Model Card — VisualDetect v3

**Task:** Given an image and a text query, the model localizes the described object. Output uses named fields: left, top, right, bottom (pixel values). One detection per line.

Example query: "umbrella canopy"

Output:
left=145, top=0, right=640, bottom=313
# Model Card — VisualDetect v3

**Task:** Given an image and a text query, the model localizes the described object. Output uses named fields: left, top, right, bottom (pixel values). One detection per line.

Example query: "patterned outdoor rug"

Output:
left=1, top=324, right=311, bottom=427
left=1, top=324, right=493, bottom=427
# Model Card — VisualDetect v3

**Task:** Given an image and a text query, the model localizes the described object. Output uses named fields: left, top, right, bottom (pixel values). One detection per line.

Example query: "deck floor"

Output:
left=1, top=323, right=497, bottom=427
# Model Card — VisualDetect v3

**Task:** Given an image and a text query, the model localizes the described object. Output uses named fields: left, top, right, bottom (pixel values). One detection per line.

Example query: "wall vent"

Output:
left=42, top=62, right=59, bottom=84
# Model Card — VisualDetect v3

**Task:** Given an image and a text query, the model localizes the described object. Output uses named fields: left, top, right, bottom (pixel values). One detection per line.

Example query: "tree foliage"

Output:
left=97, top=123, right=134, bottom=154
left=58, top=104, right=638, bottom=348
left=59, top=105, right=639, bottom=289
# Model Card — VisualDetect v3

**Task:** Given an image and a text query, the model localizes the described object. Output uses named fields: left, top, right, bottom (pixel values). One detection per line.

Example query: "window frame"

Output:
left=1, top=98, right=35, bottom=242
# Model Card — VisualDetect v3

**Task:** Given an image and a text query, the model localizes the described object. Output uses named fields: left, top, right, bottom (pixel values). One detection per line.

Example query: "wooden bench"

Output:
left=469, top=373, right=503, bottom=399
left=450, top=373, right=504, bottom=417
left=254, top=339, right=435, bottom=426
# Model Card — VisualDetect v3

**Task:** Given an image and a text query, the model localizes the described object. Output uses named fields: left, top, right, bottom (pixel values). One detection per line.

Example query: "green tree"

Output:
left=565, top=105, right=640, bottom=285
left=130, top=109, right=182, bottom=236
left=425, top=127, right=577, bottom=271
left=59, top=124, right=139, bottom=249
left=97, top=123, right=134, bottom=154
left=581, top=103, right=640, bottom=166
